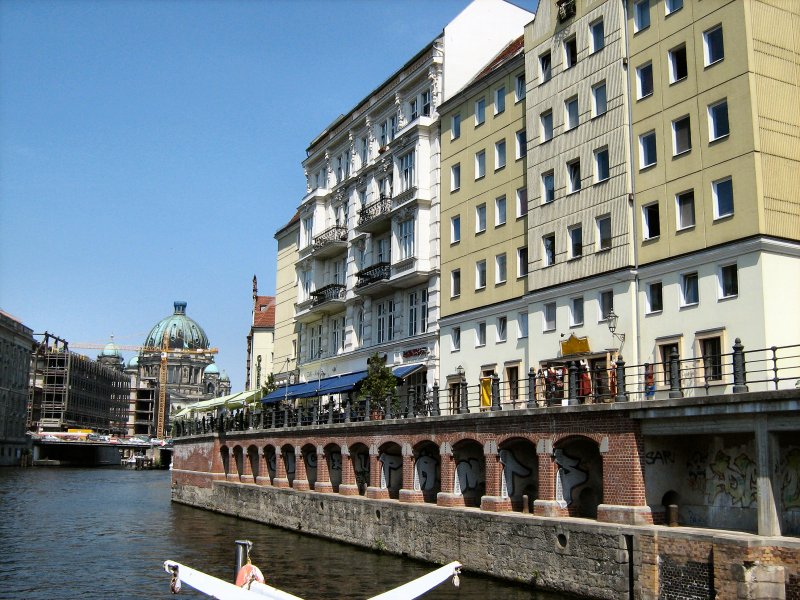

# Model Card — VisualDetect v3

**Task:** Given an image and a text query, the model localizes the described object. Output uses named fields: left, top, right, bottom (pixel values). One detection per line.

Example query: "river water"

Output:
left=0, top=468, right=577, bottom=600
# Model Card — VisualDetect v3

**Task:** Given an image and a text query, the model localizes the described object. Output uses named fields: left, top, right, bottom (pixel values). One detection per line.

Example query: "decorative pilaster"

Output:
left=437, top=442, right=464, bottom=507
left=481, top=440, right=512, bottom=512
left=255, top=450, right=270, bottom=486
left=338, top=444, right=359, bottom=496
left=399, top=443, right=423, bottom=503
left=293, top=445, right=310, bottom=491
left=596, top=434, right=653, bottom=525
left=273, top=447, right=290, bottom=489
left=533, top=439, right=564, bottom=517
left=366, top=444, right=389, bottom=500
left=314, top=446, right=334, bottom=494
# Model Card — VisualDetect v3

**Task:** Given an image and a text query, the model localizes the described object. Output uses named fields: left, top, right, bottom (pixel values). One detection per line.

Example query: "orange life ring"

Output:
left=235, top=563, right=265, bottom=588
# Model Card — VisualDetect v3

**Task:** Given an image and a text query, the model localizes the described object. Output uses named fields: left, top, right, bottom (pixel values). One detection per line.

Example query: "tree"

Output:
left=358, top=353, right=397, bottom=405
left=261, top=373, right=277, bottom=395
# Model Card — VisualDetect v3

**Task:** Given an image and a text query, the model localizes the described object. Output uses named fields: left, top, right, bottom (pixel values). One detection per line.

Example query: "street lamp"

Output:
left=605, top=310, right=625, bottom=350
left=456, top=365, right=465, bottom=380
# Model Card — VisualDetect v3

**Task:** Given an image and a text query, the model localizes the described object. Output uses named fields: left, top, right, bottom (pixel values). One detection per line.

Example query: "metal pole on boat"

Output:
left=234, top=540, right=252, bottom=581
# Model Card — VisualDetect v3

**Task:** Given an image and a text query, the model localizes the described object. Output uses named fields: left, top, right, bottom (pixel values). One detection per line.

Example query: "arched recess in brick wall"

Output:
left=453, top=439, right=485, bottom=507
left=232, top=445, right=245, bottom=480
left=263, top=444, right=276, bottom=484
left=350, top=442, right=370, bottom=496
left=281, top=444, right=296, bottom=487
left=301, top=443, right=317, bottom=489
left=413, top=440, right=440, bottom=503
left=325, top=443, right=342, bottom=492
left=554, top=435, right=602, bottom=519
left=379, top=441, right=403, bottom=500
left=220, top=445, right=230, bottom=477
left=247, top=444, right=259, bottom=482
left=499, top=437, right=538, bottom=512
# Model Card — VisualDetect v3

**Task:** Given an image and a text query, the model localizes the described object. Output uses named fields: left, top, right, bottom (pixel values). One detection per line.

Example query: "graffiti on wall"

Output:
left=414, top=452, right=438, bottom=491
left=781, top=447, right=800, bottom=509
left=455, top=458, right=482, bottom=496
left=267, top=452, right=276, bottom=476
left=554, top=448, right=587, bottom=508
left=499, top=448, right=532, bottom=498
left=379, top=453, right=402, bottom=490
left=708, top=448, right=756, bottom=508
left=329, top=451, right=342, bottom=474
left=354, top=452, right=369, bottom=492
left=686, top=451, right=707, bottom=492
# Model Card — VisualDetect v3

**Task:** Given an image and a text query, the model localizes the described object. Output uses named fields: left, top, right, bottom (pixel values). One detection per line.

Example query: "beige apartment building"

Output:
left=272, top=212, right=300, bottom=386
left=627, top=0, right=800, bottom=388
left=439, top=37, right=531, bottom=405
left=524, top=0, right=636, bottom=377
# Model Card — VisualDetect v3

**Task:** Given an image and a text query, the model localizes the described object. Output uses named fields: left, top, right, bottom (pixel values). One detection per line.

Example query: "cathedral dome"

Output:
left=204, top=363, right=220, bottom=376
left=144, top=301, right=210, bottom=350
left=101, top=338, right=122, bottom=357
left=127, top=355, right=139, bottom=369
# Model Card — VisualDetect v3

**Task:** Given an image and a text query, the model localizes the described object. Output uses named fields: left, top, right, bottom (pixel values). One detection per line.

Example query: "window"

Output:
left=495, top=196, right=507, bottom=226
left=681, top=272, right=699, bottom=306
left=451, top=269, right=461, bottom=297
left=669, top=45, right=688, bottom=83
left=379, top=174, right=393, bottom=199
left=517, top=311, right=528, bottom=338
left=676, top=190, right=695, bottom=229
left=517, top=187, right=528, bottom=216
left=389, top=116, right=397, bottom=141
left=659, top=342, right=679, bottom=385
left=542, top=171, right=555, bottom=203
left=599, top=290, right=614, bottom=321
left=590, top=19, right=605, bottom=53
left=673, top=116, right=691, bottom=155
left=637, top=63, right=653, bottom=99
left=565, top=96, right=579, bottom=130
left=356, top=309, right=364, bottom=346
left=713, top=177, right=734, bottom=219
left=451, top=164, right=461, bottom=191
left=708, top=100, right=729, bottom=141
left=595, top=147, right=610, bottom=182
left=507, top=365, right=520, bottom=402
left=451, top=215, right=461, bottom=243
left=398, top=219, right=414, bottom=260
left=475, top=98, right=486, bottom=125
left=360, top=136, right=369, bottom=166
left=543, top=233, right=556, bottom=266
left=597, top=215, right=612, bottom=250
left=647, top=281, right=663, bottom=313
left=643, top=202, right=660, bottom=239
left=302, top=215, right=314, bottom=247
left=495, top=253, right=507, bottom=284
left=567, top=159, right=581, bottom=193
left=408, top=289, right=428, bottom=335
left=516, top=130, right=527, bottom=158
left=515, top=73, right=525, bottom=101
left=634, top=0, right=650, bottom=31
left=666, top=0, right=683, bottom=14
left=301, top=270, right=312, bottom=301
left=400, top=152, right=415, bottom=191
left=476, top=322, right=486, bottom=347
left=475, top=150, right=486, bottom=179
left=569, top=225, right=583, bottom=258
left=564, top=36, right=577, bottom=69
left=592, top=81, right=607, bottom=117
left=451, top=114, right=461, bottom=140
left=700, top=336, right=723, bottom=381
left=640, top=131, right=657, bottom=168
left=410, top=97, right=419, bottom=121
left=476, top=203, right=487, bottom=233
left=720, top=264, right=738, bottom=298
left=451, top=327, right=461, bottom=352
left=376, top=299, right=395, bottom=343
left=497, top=316, right=507, bottom=343
left=704, top=25, right=724, bottom=66
left=494, top=86, right=505, bottom=114
left=376, top=236, right=390, bottom=263
left=476, top=259, right=487, bottom=289
left=571, top=297, right=584, bottom=326
left=539, top=51, right=552, bottom=83
left=544, top=302, right=556, bottom=332
left=331, top=316, right=345, bottom=354
left=422, top=89, right=431, bottom=116
left=517, top=247, right=528, bottom=277
left=540, top=110, right=554, bottom=142
left=495, top=140, right=506, bottom=170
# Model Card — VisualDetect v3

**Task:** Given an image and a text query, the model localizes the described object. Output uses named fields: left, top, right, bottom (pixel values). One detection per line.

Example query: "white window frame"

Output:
left=637, top=62, right=653, bottom=99
left=564, top=35, right=577, bottom=69
left=451, top=163, right=461, bottom=191
left=565, top=96, right=579, bottom=130
left=703, top=25, right=724, bottom=66
left=597, top=215, right=612, bottom=251
left=543, top=302, right=556, bottom=332
left=639, top=130, right=657, bottom=169
left=540, top=110, right=554, bottom=142
left=542, top=171, right=555, bottom=204
left=475, top=150, right=486, bottom=179
left=516, top=187, right=528, bottom=217
left=398, top=218, right=414, bottom=260
left=676, top=190, right=695, bottom=230
left=494, top=86, right=505, bottom=115
left=599, top=290, right=614, bottom=322
left=476, top=203, right=487, bottom=233
left=665, top=0, right=683, bottom=15
left=669, top=44, right=688, bottom=84
left=495, top=253, right=507, bottom=284
left=712, top=177, right=734, bottom=219
left=570, top=297, right=584, bottom=327
left=568, top=224, right=583, bottom=259
left=516, top=129, right=527, bottom=159
left=642, top=202, right=660, bottom=240
left=451, top=326, right=461, bottom=352
left=451, top=215, right=461, bottom=244
left=543, top=233, right=556, bottom=266
left=517, top=246, right=528, bottom=278
left=592, top=81, right=607, bottom=117
left=567, top=158, right=581, bottom=193
left=708, top=99, right=729, bottom=141
left=681, top=272, right=699, bottom=307
left=590, top=18, right=604, bottom=53
left=497, top=316, right=507, bottom=343
left=475, top=98, right=486, bottom=125
left=719, top=263, right=738, bottom=299
left=594, top=147, right=610, bottom=183
left=515, top=73, right=526, bottom=102
left=451, top=269, right=461, bottom=298
left=495, top=195, right=507, bottom=226
left=539, top=51, right=552, bottom=83
left=475, top=259, right=487, bottom=290
left=647, top=281, right=663, bottom=314
left=517, top=311, right=529, bottom=339
left=400, top=151, right=415, bottom=192
left=673, top=115, right=692, bottom=155
left=476, top=322, right=486, bottom=347
left=451, top=113, right=461, bottom=140
left=495, top=140, right=506, bottom=170
left=634, top=0, right=650, bottom=32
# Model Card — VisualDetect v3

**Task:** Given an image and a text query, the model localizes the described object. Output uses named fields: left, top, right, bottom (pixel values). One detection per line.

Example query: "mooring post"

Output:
left=234, top=540, right=252, bottom=581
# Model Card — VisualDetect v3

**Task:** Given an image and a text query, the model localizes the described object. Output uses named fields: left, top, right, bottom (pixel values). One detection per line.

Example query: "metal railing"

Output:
left=357, top=195, right=392, bottom=227
left=312, top=225, right=347, bottom=250
left=310, top=283, right=345, bottom=306
left=172, top=340, right=800, bottom=437
left=355, top=262, right=390, bottom=288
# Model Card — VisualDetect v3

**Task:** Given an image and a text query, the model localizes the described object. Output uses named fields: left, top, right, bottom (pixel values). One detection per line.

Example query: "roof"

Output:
left=253, top=296, right=275, bottom=328
left=274, top=209, right=301, bottom=238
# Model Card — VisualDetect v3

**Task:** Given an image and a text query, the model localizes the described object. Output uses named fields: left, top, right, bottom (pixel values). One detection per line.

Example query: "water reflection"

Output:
left=0, top=468, right=572, bottom=599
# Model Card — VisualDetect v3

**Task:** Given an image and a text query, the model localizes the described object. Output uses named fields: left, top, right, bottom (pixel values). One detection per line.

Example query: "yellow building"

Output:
left=272, top=212, right=300, bottom=386
left=439, top=36, right=531, bottom=405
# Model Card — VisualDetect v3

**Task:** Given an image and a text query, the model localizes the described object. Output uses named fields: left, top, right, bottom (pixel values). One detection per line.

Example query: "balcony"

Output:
left=310, top=283, right=346, bottom=310
left=312, top=226, right=348, bottom=258
left=354, top=262, right=391, bottom=296
left=356, top=195, right=392, bottom=233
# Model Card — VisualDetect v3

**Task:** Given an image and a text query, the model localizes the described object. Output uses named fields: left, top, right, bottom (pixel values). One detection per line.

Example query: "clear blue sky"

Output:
left=0, top=0, right=533, bottom=389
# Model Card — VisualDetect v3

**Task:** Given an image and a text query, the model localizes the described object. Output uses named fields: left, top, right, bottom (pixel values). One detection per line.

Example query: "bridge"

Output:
left=32, top=439, right=172, bottom=468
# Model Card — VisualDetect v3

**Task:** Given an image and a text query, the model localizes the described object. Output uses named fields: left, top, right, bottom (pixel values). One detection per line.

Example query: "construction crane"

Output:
left=70, top=337, right=219, bottom=439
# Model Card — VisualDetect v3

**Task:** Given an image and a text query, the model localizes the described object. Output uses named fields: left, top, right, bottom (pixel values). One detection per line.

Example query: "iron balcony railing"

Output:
left=312, top=225, right=347, bottom=251
left=310, top=283, right=345, bottom=306
left=357, top=194, right=392, bottom=227
left=355, top=262, right=390, bottom=288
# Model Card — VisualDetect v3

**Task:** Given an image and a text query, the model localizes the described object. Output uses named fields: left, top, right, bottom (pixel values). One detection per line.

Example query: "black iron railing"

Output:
left=357, top=195, right=392, bottom=227
left=355, top=262, right=390, bottom=288
left=310, top=283, right=345, bottom=306
left=312, top=225, right=347, bottom=250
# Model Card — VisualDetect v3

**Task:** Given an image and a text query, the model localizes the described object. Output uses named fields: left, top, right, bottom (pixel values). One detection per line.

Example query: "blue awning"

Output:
left=316, top=370, right=368, bottom=396
left=392, top=363, right=426, bottom=378
left=263, top=380, right=320, bottom=404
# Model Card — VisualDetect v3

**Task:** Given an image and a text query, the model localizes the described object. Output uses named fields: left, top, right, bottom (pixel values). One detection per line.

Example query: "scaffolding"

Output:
left=28, top=332, right=131, bottom=434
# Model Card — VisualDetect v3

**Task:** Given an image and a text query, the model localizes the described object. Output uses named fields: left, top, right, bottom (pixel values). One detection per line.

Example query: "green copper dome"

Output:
left=144, top=301, right=210, bottom=350
left=204, top=363, right=220, bottom=375
left=101, top=338, right=122, bottom=357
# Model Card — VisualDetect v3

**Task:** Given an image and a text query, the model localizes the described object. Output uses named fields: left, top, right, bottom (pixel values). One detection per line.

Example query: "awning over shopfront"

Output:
left=173, top=388, right=262, bottom=418
left=261, top=363, right=427, bottom=404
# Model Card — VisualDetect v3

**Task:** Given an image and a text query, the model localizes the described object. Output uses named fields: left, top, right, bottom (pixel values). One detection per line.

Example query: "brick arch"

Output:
left=246, top=444, right=260, bottom=482
left=262, top=444, right=277, bottom=483
left=348, top=441, right=370, bottom=496
left=498, top=437, right=538, bottom=512
left=219, top=445, right=230, bottom=476
left=413, top=439, right=440, bottom=503
left=553, top=434, right=603, bottom=519
left=452, top=438, right=485, bottom=507
left=378, top=441, right=403, bottom=499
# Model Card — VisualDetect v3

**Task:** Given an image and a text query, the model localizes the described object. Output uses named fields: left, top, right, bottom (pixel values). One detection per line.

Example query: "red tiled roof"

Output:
left=472, top=35, right=525, bottom=83
left=253, top=296, right=275, bottom=328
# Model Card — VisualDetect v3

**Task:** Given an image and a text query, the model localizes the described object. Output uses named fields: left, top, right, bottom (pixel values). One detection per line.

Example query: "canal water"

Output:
left=0, top=468, right=578, bottom=599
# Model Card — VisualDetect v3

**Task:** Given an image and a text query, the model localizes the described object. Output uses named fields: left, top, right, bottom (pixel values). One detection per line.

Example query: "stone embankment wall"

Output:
left=172, top=474, right=800, bottom=600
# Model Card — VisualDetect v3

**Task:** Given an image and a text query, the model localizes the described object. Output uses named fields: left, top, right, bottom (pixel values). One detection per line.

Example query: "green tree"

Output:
left=261, top=373, right=277, bottom=395
left=358, top=353, right=397, bottom=406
